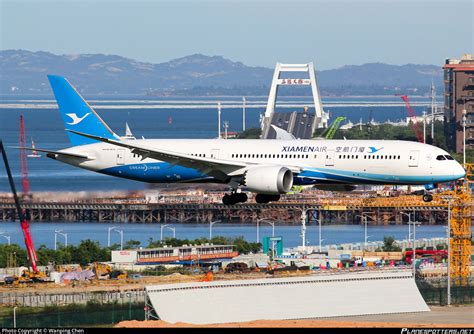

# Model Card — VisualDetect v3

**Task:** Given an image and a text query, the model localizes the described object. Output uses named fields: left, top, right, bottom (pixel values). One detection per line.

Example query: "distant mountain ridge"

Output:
left=0, top=49, right=443, bottom=96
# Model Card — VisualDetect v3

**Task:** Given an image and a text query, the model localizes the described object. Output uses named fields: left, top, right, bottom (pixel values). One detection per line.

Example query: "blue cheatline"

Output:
left=100, top=162, right=459, bottom=185
left=100, top=162, right=212, bottom=183
left=47, top=75, right=119, bottom=146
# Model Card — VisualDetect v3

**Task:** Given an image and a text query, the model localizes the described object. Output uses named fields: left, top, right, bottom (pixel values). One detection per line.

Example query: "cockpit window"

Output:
left=436, top=155, right=446, bottom=161
left=445, top=155, right=454, bottom=160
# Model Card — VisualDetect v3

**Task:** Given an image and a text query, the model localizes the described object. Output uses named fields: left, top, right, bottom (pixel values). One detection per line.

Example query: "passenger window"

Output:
left=436, top=155, right=446, bottom=160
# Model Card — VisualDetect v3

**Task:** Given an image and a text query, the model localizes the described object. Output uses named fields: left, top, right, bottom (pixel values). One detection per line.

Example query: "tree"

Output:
left=381, top=236, right=401, bottom=252
left=237, top=128, right=261, bottom=139
left=124, top=240, right=141, bottom=249
left=0, top=244, right=28, bottom=267
left=73, top=240, right=110, bottom=266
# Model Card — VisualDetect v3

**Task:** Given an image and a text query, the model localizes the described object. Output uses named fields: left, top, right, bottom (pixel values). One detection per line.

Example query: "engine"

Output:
left=243, top=166, right=293, bottom=195
left=313, top=184, right=357, bottom=192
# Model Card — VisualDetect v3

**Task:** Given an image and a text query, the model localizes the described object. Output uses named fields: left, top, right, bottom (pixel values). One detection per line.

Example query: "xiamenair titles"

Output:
left=281, top=145, right=383, bottom=154
left=20, top=75, right=465, bottom=206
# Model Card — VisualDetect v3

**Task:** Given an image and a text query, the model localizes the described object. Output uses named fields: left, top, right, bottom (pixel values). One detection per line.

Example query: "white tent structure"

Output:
left=145, top=270, right=429, bottom=324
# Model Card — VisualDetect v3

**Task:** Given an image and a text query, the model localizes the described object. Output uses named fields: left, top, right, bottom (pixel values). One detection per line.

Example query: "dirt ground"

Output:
left=116, top=306, right=474, bottom=328
left=0, top=271, right=276, bottom=294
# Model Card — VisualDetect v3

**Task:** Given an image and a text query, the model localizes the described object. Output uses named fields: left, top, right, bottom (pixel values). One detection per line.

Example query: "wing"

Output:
left=67, top=130, right=301, bottom=180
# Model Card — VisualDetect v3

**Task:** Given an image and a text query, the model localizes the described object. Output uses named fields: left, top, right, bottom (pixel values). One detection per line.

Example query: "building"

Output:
left=443, top=54, right=474, bottom=153
left=267, top=109, right=316, bottom=139
left=111, top=244, right=238, bottom=266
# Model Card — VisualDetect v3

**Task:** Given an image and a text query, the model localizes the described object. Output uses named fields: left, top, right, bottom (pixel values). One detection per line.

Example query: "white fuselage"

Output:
left=55, top=138, right=465, bottom=187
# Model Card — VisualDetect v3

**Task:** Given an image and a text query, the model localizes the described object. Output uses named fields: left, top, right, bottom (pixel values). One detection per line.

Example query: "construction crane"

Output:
left=19, top=114, right=30, bottom=195
left=323, top=116, right=346, bottom=139
left=399, top=95, right=424, bottom=143
left=0, top=140, right=40, bottom=276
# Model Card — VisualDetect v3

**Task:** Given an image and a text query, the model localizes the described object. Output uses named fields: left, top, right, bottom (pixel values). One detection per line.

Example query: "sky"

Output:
left=0, top=0, right=472, bottom=69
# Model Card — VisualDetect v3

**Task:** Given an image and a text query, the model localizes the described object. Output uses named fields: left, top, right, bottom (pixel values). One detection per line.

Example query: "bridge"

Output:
left=0, top=193, right=451, bottom=225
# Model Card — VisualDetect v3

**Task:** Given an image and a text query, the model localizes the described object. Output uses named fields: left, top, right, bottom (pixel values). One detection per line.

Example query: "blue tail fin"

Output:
left=47, top=75, right=119, bottom=146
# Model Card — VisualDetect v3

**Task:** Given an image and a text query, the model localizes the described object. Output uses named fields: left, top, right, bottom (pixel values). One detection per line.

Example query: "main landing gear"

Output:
left=221, top=190, right=282, bottom=205
left=222, top=192, right=248, bottom=205
left=255, top=194, right=280, bottom=204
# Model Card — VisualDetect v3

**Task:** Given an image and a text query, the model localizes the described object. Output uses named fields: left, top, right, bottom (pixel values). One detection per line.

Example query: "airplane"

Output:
left=20, top=75, right=466, bottom=205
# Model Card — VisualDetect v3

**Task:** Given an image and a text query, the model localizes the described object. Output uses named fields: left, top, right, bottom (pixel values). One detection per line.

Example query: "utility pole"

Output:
left=242, top=97, right=246, bottom=132
left=301, top=209, right=307, bottom=250
left=413, top=221, right=417, bottom=279
left=423, top=111, right=426, bottom=144
left=223, top=121, right=229, bottom=139
left=217, top=102, right=222, bottom=139
left=431, top=81, right=436, bottom=140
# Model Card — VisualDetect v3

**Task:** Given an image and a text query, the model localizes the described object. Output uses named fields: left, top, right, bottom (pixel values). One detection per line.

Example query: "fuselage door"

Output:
left=116, top=149, right=125, bottom=165
left=408, top=150, right=419, bottom=167
left=210, top=149, right=220, bottom=159
left=325, top=151, right=335, bottom=166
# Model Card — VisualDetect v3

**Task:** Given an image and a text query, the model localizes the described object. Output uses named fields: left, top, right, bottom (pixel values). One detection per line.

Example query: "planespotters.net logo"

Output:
left=401, top=329, right=473, bottom=334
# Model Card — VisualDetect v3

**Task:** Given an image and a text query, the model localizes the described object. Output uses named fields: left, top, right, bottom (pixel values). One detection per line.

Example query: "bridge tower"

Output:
left=260, top=63, right=329, bottom=139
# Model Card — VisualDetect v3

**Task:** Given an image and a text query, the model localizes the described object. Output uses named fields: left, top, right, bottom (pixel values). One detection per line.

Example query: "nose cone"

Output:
left=453, top=163, right=466, bottom=179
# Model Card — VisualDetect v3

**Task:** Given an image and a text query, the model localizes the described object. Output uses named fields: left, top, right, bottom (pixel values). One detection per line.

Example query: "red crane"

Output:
left=19, top=114, right=30, bottom=194
left=0, top=140, right=39, bottom=273
left=399, top=95, right=424, bottom=143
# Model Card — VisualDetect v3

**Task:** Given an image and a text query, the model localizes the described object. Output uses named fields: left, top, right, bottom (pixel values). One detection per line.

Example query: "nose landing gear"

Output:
left=422, top=193, right=433, bottom=202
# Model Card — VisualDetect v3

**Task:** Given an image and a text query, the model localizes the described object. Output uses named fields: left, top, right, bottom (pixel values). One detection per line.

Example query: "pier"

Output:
left=0, top=193, right=452, bottom=225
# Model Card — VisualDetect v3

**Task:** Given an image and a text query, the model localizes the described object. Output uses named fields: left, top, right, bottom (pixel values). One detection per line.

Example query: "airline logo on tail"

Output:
left=66, top=113, right=91, bottom=125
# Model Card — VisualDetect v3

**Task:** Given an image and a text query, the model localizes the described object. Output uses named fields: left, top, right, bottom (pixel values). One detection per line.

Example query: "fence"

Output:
left=418, top=285, right=474, bottom=305
left=0, top=288, right=145, bottom=307
left=0, top=302, right=145, bottom=328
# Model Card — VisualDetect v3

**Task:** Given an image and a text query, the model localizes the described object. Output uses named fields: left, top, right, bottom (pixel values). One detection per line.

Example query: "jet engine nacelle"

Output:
left=313, top=184, right=357, bottom=192
left=244, top=166, right=293, bottom=195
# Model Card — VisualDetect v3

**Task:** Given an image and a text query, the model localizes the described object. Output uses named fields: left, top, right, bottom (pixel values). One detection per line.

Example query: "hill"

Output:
left=0, top=50, right=443, bottom=96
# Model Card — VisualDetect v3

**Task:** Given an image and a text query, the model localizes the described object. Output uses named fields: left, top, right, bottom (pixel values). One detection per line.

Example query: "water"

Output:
left=0, top=96, right=432, bottom=192
left=0, top=222, right=447, bottom=249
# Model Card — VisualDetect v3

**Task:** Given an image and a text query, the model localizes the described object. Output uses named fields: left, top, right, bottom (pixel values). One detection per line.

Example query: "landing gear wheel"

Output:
left=236, top=193, right=248, bottom=203
left=422, top=194, right=433, bottom=202
left=222, top=194, right=232, bottom=205
left=222, top=192, right=248, bottom=205
left=255, top=194, right=270, bottom=204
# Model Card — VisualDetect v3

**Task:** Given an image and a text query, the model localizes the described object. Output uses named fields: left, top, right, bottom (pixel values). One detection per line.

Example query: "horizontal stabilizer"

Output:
left=12, top=147, right=91, bottom=160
